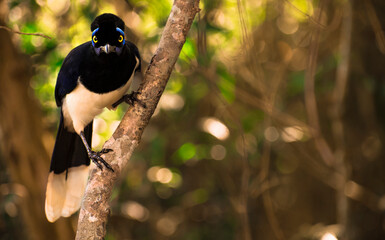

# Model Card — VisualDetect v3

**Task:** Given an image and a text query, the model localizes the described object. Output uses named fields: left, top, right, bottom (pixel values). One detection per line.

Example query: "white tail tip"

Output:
left=45, top=165, right=89, bottom=222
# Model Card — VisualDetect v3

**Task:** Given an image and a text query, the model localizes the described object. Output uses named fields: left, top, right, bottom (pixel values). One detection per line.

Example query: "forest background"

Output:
left=1, top=0, right=385, bottom=239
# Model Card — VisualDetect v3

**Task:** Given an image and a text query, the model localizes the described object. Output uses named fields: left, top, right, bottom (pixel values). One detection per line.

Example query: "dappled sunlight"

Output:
left=156, top=216, right=178, bottom=236
left=156, top=167, right=173, bottom=184
left=46, top=0, right=70, bottom=16
left=121, top=201, right=150, bottom=222
left=159, top=93, right=185, bottom=111
left=200, top=117, right=230, bottom=140
left=321, top=233, right=338, bottom=240
left=277, top=15, right=299, bottom=35
left=146, top=166, right=161, bottom=182
left=264, top=126, right=279, bottom=142
left=210, top=144, right=227, bottom=160
left=2, top=0, right=384, bottom=239
left=281, top=126, right=305, bottom=142
left=147, top=166, right=181, bottom=188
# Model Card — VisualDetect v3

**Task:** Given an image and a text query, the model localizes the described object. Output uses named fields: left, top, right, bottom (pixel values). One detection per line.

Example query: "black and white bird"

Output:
left=45, top=13, right=141, bottom=222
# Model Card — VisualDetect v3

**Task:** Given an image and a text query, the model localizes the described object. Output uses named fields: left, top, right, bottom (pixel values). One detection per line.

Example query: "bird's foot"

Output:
left=112, top=91, right=146, bottom=109
left=123, top=91, right=142, bottom=106
left=89, top=148, right=114, bottom=172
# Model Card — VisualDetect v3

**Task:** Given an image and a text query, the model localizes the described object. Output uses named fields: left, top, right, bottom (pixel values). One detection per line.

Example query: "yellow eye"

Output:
left=93, top=35, right=98, bottom=43
left=118, top=35, right=124, bottom=43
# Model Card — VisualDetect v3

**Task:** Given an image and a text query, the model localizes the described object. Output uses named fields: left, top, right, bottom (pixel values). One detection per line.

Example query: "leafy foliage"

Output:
left=2, top=0, right=385, bottom=239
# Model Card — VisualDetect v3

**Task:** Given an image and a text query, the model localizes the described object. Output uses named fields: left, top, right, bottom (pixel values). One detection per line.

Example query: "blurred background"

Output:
left=1, top=0, right=385, bottom=239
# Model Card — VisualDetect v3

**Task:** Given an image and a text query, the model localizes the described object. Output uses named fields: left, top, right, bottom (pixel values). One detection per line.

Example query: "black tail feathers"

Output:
left=50, top=112, right=92, bottom=174
left=45, top=112, right=93, bottom=222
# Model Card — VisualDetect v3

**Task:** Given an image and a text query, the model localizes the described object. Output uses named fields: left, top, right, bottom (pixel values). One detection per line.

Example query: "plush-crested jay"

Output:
left=45, top=13, right=141, bottom=222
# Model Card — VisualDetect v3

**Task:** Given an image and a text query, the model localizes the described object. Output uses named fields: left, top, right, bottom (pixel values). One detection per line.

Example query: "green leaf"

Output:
left=177, top=142, right=196, bottom=162
left=242, top=110, right=264, bottom=132
left=217, top=67, right=236, bottom=103
left=180, top=38, right=196, bottom=63
left=288, top=71, right=305, bottom=96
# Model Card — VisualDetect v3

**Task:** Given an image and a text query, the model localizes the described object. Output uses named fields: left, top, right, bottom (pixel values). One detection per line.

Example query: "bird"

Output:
left=45, top=13, right=142, bottom=222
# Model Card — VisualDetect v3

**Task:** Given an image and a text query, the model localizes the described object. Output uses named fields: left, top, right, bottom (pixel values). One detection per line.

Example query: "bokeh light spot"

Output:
left=201, top=117, right=230, bottom=140
left=177, top=143, right=196, bottom=161
left=264, top=126, right=279, bottom=142
left=210, top=144, right=227, bottom=160
left=321, top=233, right=338, bottom=240
left=121, top=201, right=149, bottom=222
left=281, top=126, right=304, bottom=142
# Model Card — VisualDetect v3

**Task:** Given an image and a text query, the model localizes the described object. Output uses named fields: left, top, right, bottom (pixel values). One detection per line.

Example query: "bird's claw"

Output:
left=112, top=91, right=146, bottom=109
left=97, top=148, right=113, bottom=155
left=123, top=91, right=147, bottom=108
left=89, top=148, right=114, bottom=172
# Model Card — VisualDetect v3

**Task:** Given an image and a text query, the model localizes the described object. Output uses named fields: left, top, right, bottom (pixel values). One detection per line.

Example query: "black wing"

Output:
left=126, top=41, right=141, bottom=72
left=55, top=42, right=92, bottom=106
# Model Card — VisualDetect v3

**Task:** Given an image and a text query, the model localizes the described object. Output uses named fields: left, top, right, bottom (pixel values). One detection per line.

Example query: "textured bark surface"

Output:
left=75, top=0, right=200, bottom=239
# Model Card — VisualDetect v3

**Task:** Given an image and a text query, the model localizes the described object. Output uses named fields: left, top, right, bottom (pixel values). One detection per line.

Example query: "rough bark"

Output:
left=75, top=0, right=200, bottom=239
left=0, top=7, right=75, bottom=240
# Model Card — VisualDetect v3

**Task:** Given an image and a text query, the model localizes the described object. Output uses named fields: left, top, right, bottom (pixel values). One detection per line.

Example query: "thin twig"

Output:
left=258, top=65, right=287, bottom=240
left=283, top=0, right=326, bottom=29
left=260, top=126, right=286, bottom=240
left=288, top=143, right=380, bottom=211
left=196, top=63, right=252, bottom=240
left=0, top=26, right=52, bottom=39
left=237, top=0, right=250, bottom=49
left=213, top=87, right=252, bottom=240
left=304, top=0, right=335, bottom=166
left=331, top=0, right=352, bottom=230
left=365, top=0, right=385, bottom=55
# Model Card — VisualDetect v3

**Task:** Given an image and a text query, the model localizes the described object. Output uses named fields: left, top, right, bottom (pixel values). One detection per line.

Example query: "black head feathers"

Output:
left=90, top=13, right=126, bottom=53
left=91, top=13, right=125, bottom=32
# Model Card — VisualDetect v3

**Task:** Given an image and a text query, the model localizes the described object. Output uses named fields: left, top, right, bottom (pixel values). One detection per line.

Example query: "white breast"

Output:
left=62, top=57, right=139, bottom=134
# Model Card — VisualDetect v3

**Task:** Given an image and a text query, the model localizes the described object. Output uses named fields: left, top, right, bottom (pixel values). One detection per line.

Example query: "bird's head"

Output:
left=91, top=13, right=126, bottom=56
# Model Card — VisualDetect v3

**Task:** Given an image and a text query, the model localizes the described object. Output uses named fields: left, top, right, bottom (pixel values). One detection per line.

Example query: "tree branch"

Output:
left=75, top=0, right=200, bottom=239
left=0, top=26, right=52, bottom=39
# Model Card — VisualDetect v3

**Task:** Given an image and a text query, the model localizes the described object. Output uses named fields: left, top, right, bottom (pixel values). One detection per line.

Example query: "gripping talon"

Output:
left=98, top=148, right=113, bottom=155
left=91, top=155, right=103, bottom=170
left=112, top=91, right=146, bottom=109
left=125, top=92, right=146, bottom=108
left=88, top=150, right=114, bottom=172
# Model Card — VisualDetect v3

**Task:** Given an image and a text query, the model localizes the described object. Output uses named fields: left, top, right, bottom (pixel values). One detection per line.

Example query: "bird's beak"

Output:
left=99, top=44, right=116, bottom=54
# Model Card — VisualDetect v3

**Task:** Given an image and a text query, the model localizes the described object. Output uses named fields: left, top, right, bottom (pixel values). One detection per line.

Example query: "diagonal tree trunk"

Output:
left=75, top=0, right=200, bottom=238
